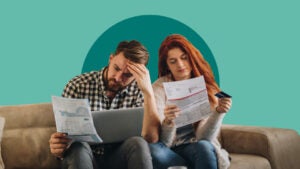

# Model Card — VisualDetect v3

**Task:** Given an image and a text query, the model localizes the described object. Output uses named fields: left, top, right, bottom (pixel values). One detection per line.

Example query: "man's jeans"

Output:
left=149, top=140, right=217, bottom=169
left=62, top=136, right=153, bottom=169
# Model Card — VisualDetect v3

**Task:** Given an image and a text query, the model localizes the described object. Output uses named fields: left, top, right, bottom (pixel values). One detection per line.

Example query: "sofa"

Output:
left=0, top=103, right=299, bottom=169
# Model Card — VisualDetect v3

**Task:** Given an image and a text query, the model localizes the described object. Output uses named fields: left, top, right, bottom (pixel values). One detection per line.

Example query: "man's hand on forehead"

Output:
left=127, top=61, right=147, bottom=77
left=127, top=60, right=152, bottom=93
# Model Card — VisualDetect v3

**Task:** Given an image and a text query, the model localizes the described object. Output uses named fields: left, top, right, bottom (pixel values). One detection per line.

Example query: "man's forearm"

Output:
left=141, top=92, right=161, bottom=143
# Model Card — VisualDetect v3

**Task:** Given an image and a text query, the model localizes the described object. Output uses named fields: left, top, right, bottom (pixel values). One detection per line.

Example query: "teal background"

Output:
left=82, top=15, right=220, bottom=85
left=1, top=1, right=299, bottom=133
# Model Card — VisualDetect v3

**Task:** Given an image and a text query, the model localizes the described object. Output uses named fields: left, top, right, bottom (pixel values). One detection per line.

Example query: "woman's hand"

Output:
left=163, top=105, right=181, bottom=125
left=216, top=97, right=232, bottom=113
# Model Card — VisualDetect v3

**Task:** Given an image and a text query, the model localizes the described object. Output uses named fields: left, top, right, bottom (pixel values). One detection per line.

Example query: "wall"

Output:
left=1, top=1, right=299, bottom=133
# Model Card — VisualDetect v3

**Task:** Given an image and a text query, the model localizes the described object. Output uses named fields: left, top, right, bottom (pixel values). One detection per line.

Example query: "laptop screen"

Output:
left=91, top=107, right=144, bottom=143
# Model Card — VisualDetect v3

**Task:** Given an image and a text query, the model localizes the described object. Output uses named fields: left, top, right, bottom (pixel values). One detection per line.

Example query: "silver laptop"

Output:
left=91, top=107, right=144, bottom=143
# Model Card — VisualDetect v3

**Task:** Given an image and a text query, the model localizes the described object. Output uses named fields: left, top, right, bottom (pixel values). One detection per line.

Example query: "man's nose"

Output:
left=114, top=72, right=123, bottom=82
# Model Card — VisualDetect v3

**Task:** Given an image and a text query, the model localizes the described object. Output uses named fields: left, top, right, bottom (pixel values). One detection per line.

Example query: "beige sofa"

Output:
left=0, top=103, right=299, bottom=169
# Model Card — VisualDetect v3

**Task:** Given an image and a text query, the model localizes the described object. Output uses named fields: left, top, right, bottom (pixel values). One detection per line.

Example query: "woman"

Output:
left=150, top=34, right=232, bottom=169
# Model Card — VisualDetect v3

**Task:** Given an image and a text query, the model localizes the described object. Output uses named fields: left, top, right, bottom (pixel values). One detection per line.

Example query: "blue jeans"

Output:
left=62, top=136, right=152, bottom=169
left=149, top=140, right=217, bottom=169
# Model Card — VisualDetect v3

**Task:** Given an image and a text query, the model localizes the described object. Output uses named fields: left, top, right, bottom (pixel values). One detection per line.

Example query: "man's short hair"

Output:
left=114, top=40, right=149, bottom=65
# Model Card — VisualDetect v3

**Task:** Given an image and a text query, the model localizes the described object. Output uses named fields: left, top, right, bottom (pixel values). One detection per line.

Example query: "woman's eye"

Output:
left=182, top=55, right=188, bottom=60
left=169, top=59, right=176, bottom=64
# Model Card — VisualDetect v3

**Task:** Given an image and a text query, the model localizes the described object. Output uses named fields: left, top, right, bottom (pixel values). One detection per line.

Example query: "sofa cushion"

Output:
left=222, top=124, right=300, bottom=169
left=0, top=103, right=60, bottom=169
left=229, top=153, right=271, bottom=169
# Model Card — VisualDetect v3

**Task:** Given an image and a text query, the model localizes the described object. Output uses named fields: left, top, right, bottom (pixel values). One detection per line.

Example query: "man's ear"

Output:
left=109, top=54, right=114, bottom=60
left=108, top=54, right=114, bottom=65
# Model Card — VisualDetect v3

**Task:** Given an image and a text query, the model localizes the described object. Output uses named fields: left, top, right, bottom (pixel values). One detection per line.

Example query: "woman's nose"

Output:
left=177, top=60, right=184, bottom=67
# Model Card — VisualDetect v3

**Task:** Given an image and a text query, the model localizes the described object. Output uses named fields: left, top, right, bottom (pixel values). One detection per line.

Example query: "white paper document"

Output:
left=163, top=76, right=211, bottom=128
left=51, top=96, right=102, bottom=143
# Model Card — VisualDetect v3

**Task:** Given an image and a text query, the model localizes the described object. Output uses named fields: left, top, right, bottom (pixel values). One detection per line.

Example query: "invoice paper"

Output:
left=51, top=96, right=102, bottom=143
left=163, top=76, right=211, bottom=128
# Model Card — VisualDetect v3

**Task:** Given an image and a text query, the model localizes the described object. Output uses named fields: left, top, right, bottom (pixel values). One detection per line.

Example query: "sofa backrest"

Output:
left=0, top=103, right=60, bottom=169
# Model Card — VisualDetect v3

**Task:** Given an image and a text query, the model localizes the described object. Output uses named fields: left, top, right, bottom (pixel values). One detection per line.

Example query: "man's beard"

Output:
left=106, top=78, right=124, bottom=92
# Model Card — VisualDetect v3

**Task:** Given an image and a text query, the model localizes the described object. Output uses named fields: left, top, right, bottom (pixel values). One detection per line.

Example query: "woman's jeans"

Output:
left=149, top=140, right=217, bottom=169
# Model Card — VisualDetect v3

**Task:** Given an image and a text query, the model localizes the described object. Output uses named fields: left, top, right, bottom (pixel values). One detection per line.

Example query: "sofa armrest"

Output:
left=0, top=103, right=60, bottom=169
left=221, top=124, right=300, bottom=169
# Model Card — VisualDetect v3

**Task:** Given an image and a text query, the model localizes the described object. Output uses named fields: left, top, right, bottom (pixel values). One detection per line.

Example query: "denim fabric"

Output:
left=62, top=136, right=152, bottom=169
left=62, top=142, right=95, bottom=169
left=149, top=140, right=217, bottom=169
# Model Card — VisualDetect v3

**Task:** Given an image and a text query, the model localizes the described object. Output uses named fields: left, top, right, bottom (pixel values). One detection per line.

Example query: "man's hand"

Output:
left=49, top=132, right=71, bottom=158
left=127, top=61, right=152, bottom=95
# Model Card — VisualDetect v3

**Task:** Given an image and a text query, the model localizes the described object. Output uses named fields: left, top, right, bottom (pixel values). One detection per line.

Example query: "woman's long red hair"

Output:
left=158, top=34, right=220, bottom=106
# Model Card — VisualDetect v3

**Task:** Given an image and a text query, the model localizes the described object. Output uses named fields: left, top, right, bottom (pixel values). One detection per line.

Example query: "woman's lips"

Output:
left=178, top=68, right=186, bottom=72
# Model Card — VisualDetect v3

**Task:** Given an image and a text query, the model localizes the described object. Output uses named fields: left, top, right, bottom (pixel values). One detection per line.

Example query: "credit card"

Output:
left=215, top=91, right=232, bottom=98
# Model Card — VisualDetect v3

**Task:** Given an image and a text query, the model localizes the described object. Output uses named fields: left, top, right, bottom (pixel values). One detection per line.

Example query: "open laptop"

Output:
left=91, top=107, right=144, bottom=143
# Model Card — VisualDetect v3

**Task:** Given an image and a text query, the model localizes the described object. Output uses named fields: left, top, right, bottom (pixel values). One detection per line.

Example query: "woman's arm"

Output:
left=153, top=79, right=177, bottom=147
left=195, top=111, right=225, bottom=141
left=195, top=97, right=232, bottom=141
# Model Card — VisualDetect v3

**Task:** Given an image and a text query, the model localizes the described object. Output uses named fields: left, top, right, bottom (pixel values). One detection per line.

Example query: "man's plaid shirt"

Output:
left=62, top=67, right=144, bottom=111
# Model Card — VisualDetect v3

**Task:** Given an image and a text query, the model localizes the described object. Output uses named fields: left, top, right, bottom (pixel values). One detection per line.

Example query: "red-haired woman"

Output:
left=150, top=34, right=232, bottom=169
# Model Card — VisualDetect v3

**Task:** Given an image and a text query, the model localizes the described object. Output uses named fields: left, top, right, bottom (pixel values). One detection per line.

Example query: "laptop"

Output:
left=91, top=107, right=144, bottom=143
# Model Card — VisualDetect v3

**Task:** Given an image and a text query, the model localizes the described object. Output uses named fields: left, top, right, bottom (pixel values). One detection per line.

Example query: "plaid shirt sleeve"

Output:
left=128, top=81, right=144, bottom=108
left=134, top=91, right=144, bottom=107
left=61, top=79, right=79, bottom=98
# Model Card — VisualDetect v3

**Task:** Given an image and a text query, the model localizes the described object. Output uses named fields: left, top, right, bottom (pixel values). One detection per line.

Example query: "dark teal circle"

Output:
left=82, top=15, right=219, bottom=84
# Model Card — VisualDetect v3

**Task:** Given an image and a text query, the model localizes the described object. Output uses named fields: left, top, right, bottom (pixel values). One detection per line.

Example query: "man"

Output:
left=49, top=40, right=160, bottom=169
